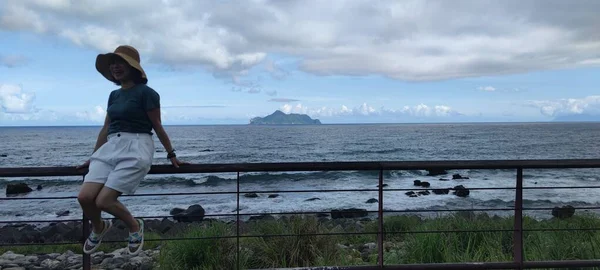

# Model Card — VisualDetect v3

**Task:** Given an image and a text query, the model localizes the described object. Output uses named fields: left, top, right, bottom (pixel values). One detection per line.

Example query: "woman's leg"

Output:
left=77, top=182, right=106, bottom=233
left=95, top=186, right=140, bottom=232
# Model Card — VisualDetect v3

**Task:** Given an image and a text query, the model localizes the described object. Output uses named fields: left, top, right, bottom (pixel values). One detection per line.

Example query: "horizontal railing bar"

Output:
left=3, top=159, right=600, bottom=177
left=523, top=260, right=600, bottom=268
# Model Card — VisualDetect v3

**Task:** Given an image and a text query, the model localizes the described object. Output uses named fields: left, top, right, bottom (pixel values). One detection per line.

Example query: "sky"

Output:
left=1, top=0, right=600, bottom=126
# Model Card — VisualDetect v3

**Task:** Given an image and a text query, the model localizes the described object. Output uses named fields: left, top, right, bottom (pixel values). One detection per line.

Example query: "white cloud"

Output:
left=280, top=102, right=460, bottom=118
left=1, top=0, right=600, bottom=83
left=479, top=86, right=496, bottom=92
left=75, top=105, right=105, bottom=123
left=528, top=96, right=600, bottom=117
left=0, top=84, right=36, bottom=113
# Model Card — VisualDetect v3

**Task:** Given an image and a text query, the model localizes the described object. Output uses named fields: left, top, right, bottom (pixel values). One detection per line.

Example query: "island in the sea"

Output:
left=249, top=110, right=322, bottom=125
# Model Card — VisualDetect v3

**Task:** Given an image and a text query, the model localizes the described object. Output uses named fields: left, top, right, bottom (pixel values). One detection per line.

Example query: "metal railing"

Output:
left=2, top=159, right=600, bottom=269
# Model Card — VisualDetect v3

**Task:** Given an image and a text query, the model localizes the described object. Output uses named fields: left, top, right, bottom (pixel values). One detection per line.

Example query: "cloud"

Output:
left=269, top=98, right=299, bottom=103
left=0, top=84, right=36, bottom=113
left=75, top=105, right=106, bottom=122
left=479, top=86, right=496, bottom=92
left=0, top=54, right=28, bottom=68
left=527, top=96, right=600, bottom=117
left=2, top=0, right=600, bottom=83
left=280, top=102, right=461, bottom=118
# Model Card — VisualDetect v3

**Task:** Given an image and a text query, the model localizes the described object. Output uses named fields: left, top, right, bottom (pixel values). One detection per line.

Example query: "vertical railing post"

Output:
left=377, top=169, right=384, bottom=267
left=236, top=171, right=240, bottom=270
left=82, top=177, right=91, bottom=270
left=513, top=168, right=524, bottom=269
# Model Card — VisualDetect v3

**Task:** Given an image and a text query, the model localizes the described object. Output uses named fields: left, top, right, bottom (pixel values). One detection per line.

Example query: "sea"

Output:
left=1, top=122, right=600, bottom=223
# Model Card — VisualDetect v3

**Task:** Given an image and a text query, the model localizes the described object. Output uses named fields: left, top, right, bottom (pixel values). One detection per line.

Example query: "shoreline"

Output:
left=1, top=211, right=600, bottom=269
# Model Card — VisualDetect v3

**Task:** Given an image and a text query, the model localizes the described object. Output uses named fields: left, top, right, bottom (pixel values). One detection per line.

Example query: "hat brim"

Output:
left=95, top=53, right=147, bottom=83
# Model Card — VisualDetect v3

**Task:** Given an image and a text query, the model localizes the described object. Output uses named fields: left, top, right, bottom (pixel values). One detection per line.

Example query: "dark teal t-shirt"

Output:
left=106, top=84, right=160, bottom=135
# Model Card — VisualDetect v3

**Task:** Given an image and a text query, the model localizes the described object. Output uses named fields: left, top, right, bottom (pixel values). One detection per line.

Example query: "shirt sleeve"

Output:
left=143, top=86, right=161, bottom=111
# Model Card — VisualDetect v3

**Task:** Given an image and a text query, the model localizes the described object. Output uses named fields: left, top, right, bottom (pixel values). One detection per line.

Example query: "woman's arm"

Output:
left=147, top=107, right=186, bottom=168
left=93, top=114, right=110, bottom=152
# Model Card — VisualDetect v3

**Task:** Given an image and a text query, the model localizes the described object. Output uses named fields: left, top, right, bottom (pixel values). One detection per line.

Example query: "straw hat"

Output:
left=95, top=45, right=147, bottom=83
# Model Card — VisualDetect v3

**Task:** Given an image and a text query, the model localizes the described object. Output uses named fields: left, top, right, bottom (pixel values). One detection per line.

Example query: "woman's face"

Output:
left=109, top=56, right=131, bottom=81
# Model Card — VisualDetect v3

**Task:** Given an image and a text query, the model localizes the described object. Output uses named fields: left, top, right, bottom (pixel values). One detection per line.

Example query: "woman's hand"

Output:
left=169, top=157, right=189, bottom=168
left=76, top=159, right=90, bottom=170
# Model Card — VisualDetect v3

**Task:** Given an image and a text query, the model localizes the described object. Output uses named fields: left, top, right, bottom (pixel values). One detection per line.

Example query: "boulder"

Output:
left=552, top=205, right=575, bottom=219
left=305, top=197, right=321, bottom=202
left=453, top=185, right=470, bottom=197
left=36, top=185, right=43, bottom=190
left=56, top=210, right=70, bottom=217
left=453, top=174, right=469, bottom=180
left=365, top=198, right=378, bottom=203
left=426, top=169, right=447, bottom=176
left=172, top=204, right=205, bottom=222
left=268, top=194, right=279, bottom=198
left=169, top=208, right=185, bottom=216
left=432, top=188, right=450, bottom=195
left=417, top=190, right=430, bottom=196
left=331, top=208, right=368, bottom=219
left=420, top=181, right=431, bottom=188
left=413, top=180, right=421, bottom=186
left=6, top=183, right=33, bottom=195
left=405, top=191, right=417, bottom=198
left=248, top=214, right=276, bottom=221
left=244, top=193, right=259, bottom=198
left=439, top=178, right=449, bottom=181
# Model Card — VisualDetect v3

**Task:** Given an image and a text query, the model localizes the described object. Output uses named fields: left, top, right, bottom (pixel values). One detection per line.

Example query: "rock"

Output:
left=123, top=256, right=153, bottom=270
left=1, top=251, right=24, bottom=260
left=305, top=197, right=320, bottom=201
left=552, top=205, right=575, bottom=219
left=268, top=194, right=279, bottom=198
left=91, top=252, right=105, bottom=265
left=5, top=183, right=33, bottom=195
left=426, top=169, right=447, bottom=176
left=172, top=204, right=205, bottom=222
left=47, top=253, right=61, bottom=260
left=420, top=181, right=431, bottom=188
left=36, top=185, right=43, bottom=190
left=244, top=193, right=259, bottom=198
left=377, top=184, right=388, bottom=188
left=365, top=198, right=378, bottom=203
left=0, top=154, right=6, bottom=157
left=331, top=208, right=368, bottom=219
left=66, top=254, right=82, bottom=265
left=56, top=210, right=70, bottom=217
left=413, top=180, right=421, bottom=186
left=453, top=174, right=469, bottom=180
left=432, top=188, right=450, bottom=195
left=439, top=178, right=449, bottom=181
left=157, top=218, right=175, bottom=234
left=417, top=190, right=430, bottom=196
left=248, top=214, right=275, bottom=221
left=453, top=185, right=470, bottom=197
left=169, top=208, right=185, bottom=216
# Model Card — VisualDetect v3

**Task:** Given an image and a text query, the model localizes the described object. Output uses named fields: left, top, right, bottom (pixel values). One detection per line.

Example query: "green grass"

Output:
left=4, top=213, right=600, bottom=269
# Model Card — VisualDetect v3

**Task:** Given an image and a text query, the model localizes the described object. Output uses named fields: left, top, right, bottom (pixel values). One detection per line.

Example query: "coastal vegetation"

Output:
left=3, top=212, right=600, bottom=269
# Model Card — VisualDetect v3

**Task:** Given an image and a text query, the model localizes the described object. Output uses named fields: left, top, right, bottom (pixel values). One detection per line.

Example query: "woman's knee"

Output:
left=77, top=192, right=96, bottom=206
left=95, top=196, right=114, bottom=210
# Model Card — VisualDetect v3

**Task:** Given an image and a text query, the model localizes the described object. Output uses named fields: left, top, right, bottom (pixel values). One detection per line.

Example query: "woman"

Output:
left=76, top=45, right=186, bottom=255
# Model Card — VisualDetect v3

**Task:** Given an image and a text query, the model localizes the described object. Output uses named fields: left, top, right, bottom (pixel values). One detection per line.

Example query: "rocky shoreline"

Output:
left=0, top=247, right=159, bottom=270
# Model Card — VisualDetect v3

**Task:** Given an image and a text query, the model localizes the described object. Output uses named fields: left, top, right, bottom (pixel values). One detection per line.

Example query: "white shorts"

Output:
left=84, top=132, right=154, bottom=194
